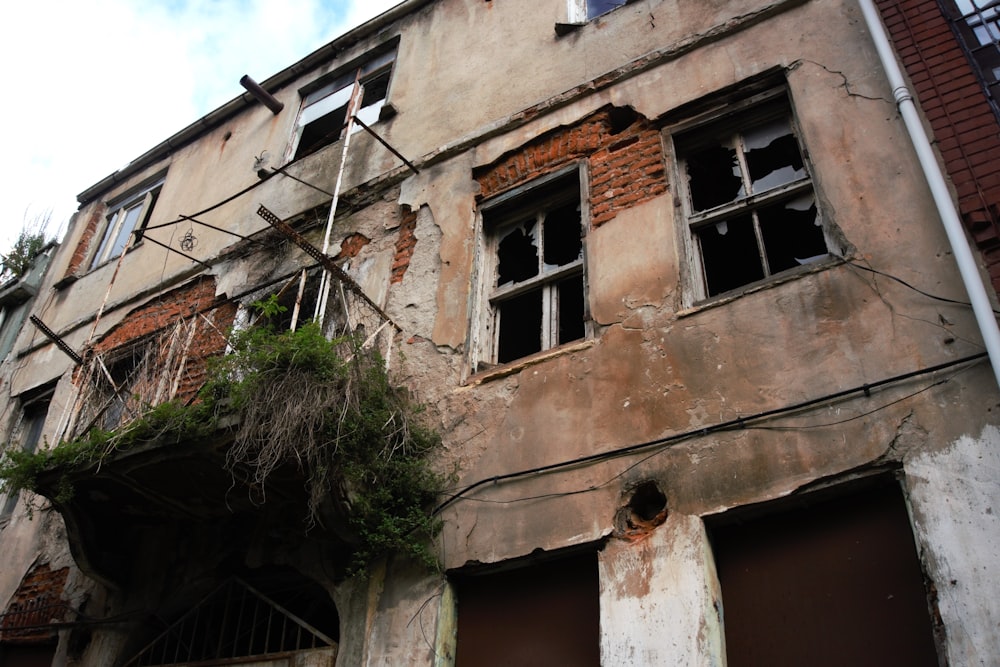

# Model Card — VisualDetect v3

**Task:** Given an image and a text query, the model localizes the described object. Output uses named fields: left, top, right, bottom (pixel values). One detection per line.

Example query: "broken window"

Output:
left=710, top=479, right=940, bottom=667
left=674, top=95, right=829, bottom=298
left=292, top=47, right=396, bottom=160
left=478, top=169, right=587, bottom=367
left=453, top=551, right=600, bottom=667
left=944, top=0, right=1000, bottom=116
left=1, top=390, right=52, bottom=519
left=90, top=178, right=163, bottom=270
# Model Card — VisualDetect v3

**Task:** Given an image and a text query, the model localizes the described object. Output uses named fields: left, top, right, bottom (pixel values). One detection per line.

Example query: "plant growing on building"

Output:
left=0, top=308, right=444, bottom=575
left=205, top=316, right=443, bottom=573
left=1, top=211, right=54, bottom=280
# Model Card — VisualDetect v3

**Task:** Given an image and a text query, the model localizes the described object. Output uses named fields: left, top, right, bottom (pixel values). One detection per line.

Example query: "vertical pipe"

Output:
left=315, top=75, right=365, bottom=329
left=858, top=0, right=1000, bottom=389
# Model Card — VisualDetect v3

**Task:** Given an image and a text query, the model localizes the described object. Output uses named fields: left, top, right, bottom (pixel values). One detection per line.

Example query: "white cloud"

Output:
left=0, top=0, right=402, bottom=250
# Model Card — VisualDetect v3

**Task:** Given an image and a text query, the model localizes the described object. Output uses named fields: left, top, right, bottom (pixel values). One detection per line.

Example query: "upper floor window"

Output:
left=90, top=179, right=163, bottom=270
left=1, top=390, right=51, bottom=519
left=292, top=48, right=396, bottom=161
left=475, top=168, right=588, bottom=369
left=672, top=92, right=829, bottom=300
left=569, top=0, right=628, bottom=21
left=943, top=0, right=1000, bottom=115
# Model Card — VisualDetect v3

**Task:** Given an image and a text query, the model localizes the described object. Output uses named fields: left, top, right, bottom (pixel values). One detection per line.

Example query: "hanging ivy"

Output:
left=1, top=314, right=444, bottom=575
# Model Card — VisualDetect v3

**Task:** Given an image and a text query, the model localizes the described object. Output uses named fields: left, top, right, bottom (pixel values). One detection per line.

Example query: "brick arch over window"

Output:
left=474, top=105, right=668, bottom=227
left=876, top=0, right=1000, bottom=295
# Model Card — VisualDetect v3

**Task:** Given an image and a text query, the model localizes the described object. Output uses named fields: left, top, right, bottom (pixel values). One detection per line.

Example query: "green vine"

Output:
left=1, top=316, right=444, bottom=575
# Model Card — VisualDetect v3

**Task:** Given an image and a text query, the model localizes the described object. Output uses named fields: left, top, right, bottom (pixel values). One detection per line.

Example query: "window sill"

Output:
left=466, top=338, right=595, bottom=386
left=86, top=241, right=145, bottom=275
left=677, top=256, right=845, bottom=318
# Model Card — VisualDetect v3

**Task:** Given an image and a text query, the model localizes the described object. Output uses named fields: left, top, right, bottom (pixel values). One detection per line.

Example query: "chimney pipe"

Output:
left=240, top=75, right=284, bottom=115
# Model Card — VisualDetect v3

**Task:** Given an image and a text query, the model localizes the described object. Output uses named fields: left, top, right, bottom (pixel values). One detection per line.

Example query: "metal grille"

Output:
left=124, top=578, right=336, bottom=667
left=943, top=0, right=1000, bottom=116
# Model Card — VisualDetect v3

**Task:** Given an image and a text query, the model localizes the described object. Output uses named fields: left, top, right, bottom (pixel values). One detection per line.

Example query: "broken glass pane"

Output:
left=686, top=143, right=743, bottom=211
left=497, top=220, right=539, bottom=286
left=697, top=214, right=764, bottom=296
left=497, top=290, right=543, bottom=363
left=743, top=118, right=806, bottom=194
left=543, top=202, right=583, bottom=269
left=558, top=274, right=585, bottom=345
left=758, top=195, right=826, bottom=274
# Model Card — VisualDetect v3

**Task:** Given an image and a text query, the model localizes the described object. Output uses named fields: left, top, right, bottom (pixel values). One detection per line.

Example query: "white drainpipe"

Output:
left=858, top=0, right=1000, bottom=389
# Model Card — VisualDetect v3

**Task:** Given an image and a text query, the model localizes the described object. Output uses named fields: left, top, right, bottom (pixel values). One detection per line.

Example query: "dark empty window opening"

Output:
left=453, top=551, right=600, bottom=667
left=293, top=49, right=395, bottom=160
left=710, top=479, right=940, bottom=667
left=1, top=392, right=52, bottom=518
left=481, top=170, right=587, bottom=367
left=259, top=270, right=322, bottom=332
left=675, top=96, right=828, bottom=298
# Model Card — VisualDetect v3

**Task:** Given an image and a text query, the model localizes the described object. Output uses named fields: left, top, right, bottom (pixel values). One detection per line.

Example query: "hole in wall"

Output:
left=608, top=106, right=638, bottom=135
left=614, top=480, right=667, bottom=540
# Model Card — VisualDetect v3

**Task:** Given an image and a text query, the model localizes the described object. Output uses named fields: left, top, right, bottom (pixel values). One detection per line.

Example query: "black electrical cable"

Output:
left=432, top=351, right=988, bottom=515
left=848, top=259, right=1000, bottom=314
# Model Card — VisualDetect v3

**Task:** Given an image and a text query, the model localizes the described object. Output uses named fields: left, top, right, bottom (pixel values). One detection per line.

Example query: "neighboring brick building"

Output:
left=876, top=0, right=1000, bottom=293
left=1, top=1, right=999, bottom=665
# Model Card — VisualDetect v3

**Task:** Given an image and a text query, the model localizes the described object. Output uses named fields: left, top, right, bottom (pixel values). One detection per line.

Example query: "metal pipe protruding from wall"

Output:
left=239, top=75, right=284, bottom=115
left=858, top=0, right=1000, bottom=390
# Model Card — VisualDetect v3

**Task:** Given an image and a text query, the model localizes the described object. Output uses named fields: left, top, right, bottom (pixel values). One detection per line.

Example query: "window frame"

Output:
left=941, top=0, right=1000, bottom=117
left=1, top=388, right=53, bottom=520
left=289, top=45, right=397, bottom=162
left=90, top=178, right=164, bottom=270
left=568, top=0, right=630, bottom=21
left=472, top=165, right=591, bottom=371
left=669, top=88, right=831, bottom=303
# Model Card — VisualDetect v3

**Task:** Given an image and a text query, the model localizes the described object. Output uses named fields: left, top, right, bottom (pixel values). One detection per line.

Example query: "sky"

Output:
left=0, top=0, right=402, bottom=254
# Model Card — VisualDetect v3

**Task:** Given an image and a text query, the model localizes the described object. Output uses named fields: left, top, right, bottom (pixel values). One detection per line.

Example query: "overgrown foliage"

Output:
left=0, top=400, right=216, bottom=506
left=1, top=211, right=54, bottom=280
left=207, top=315, right=443, bottom=572
left=0, top=307, right=443, bottom=575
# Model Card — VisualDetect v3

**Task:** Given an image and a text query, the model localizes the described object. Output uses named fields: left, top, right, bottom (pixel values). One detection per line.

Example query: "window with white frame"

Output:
left=674, top=93, right=829, bottom=299
left=292, top=47, right=396, bottom=160
left=90, top=179, right=163, bottom=270
left=477, top=169, right=587, bottom=368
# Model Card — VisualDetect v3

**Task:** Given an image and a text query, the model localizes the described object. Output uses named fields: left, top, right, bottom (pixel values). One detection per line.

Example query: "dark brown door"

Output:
left=454, top=552, right=600, bottom=667
left=712, top=480, right=939, bottom=667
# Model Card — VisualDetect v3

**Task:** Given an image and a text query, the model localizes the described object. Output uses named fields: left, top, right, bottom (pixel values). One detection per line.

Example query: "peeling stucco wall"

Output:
left=905, top=424, right=1000, bottom=666
left=1, top=0, right=999, bottom=664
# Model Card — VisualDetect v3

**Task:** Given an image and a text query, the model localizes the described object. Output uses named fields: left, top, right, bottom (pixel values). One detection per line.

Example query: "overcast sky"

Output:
left=0, top=0, right=402, bottom=253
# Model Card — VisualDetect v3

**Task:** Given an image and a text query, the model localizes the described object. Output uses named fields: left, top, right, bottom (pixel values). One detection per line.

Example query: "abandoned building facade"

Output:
left=2, top=0, right=1000, bottom=664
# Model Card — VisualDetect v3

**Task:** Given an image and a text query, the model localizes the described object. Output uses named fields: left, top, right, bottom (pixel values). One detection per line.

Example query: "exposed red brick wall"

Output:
left=475, top=107, right=668, bottom=227
left=91, top=276, right=236, bottom=404
left=391, top=206, right=419, bottom=284
left=0, top=563, right=68, bottom=644
left=877, top=0, right=1000, bottom=293
left=335, top=232, right=371, bottom=260
left=63, top=205, right=106, bottom=280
